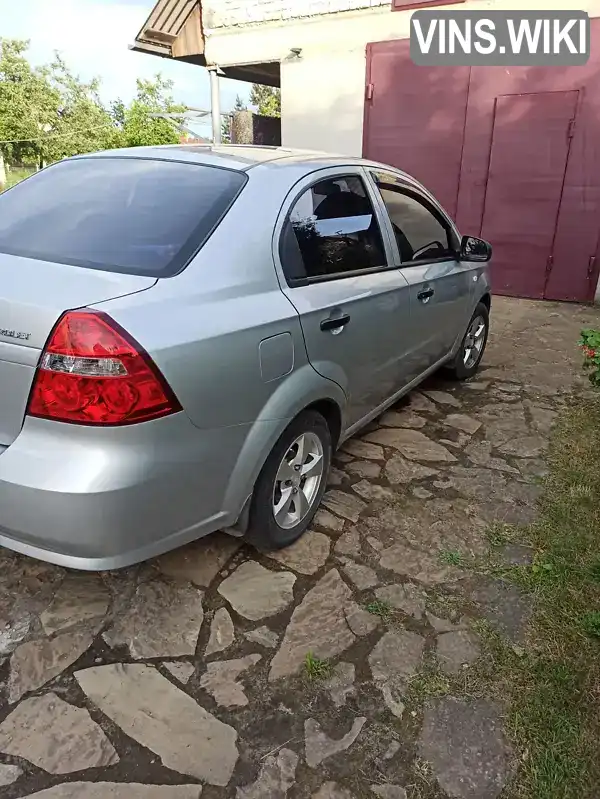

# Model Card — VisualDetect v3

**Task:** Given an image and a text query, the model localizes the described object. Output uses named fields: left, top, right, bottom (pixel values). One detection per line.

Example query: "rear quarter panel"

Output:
left=95, top=168, right=348, bottom=518
left=97, top=171, right=325, bottom=429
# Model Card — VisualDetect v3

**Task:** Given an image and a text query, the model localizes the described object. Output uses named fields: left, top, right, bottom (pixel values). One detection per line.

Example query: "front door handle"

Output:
left=417, top=287, right=435, bottom=304
left=320, top=314, right=351, bottom=333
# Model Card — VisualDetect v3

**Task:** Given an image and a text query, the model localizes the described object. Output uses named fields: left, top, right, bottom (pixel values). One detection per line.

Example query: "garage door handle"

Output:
left=417, top=288, right=435, bottom=303
left=320, top=314, right=351, bottom=333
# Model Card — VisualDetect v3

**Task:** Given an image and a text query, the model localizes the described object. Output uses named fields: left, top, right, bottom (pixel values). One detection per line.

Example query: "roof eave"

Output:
left=132, top=0, right=205, bottom=63
left=129, top=41, right=172, bottom=58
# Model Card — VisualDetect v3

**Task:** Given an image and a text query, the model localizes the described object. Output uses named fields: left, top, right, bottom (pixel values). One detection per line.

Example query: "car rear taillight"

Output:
left=27, top=310, right=181, bottom=425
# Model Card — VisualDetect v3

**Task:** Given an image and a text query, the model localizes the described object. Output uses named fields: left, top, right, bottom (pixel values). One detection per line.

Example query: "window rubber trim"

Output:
left=278, top=172, right=390, bottom=287
left=371, top=171, right=462, bottom=262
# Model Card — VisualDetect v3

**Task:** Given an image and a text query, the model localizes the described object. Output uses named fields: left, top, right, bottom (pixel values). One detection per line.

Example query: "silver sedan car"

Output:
left=0, top=145, right=491, bottom=570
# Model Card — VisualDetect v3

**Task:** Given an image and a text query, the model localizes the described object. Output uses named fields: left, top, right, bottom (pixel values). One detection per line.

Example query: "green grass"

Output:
left=479, top=395, right=600, bottom=798
left=304, top=652, right=332, bottom=680
left=2, top=166, right=35, bottom=191
left=407, top=667, right=451, bottom=701
left=581, top=612, right=600, bottom=638
left=588, top=558, right=600, bottom=583
left=485, top=522, right=514, bottom=549
left=365, top=599, right=391, bottom=619
left=439, top=549, right=463, bottom=566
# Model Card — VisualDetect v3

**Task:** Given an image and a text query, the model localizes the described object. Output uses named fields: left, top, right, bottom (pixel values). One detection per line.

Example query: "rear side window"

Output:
left=0, top=157, right=247, bottom=277
left=280, top=175, right=386, bottom=282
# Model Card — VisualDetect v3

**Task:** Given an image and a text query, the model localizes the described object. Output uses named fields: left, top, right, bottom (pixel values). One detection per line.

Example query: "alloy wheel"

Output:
left=272, top=432, right=324, bottom=530
left=463, top=314, right=487, bottom=369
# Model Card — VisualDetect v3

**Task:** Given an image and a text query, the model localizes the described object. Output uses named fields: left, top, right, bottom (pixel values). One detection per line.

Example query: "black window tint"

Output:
left=282, top=176, right=386, bottom=281
left=0, top=157, right=247, bottom=277
left=376, top=184, right=452, bottom=264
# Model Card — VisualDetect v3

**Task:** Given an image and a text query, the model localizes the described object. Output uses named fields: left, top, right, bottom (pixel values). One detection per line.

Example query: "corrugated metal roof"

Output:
left=135, top=0, right=198, bottom=49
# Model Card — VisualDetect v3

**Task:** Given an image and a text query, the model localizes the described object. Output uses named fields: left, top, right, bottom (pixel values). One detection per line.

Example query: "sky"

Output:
left=0, top=0, right=251, bottom=136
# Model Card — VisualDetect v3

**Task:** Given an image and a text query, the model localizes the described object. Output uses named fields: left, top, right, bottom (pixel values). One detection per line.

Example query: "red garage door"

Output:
left=480, top=91, right=578, bottom=299
left=364, top=31, right=600, bottom=303
left=363, top=39, right=469, bottom=218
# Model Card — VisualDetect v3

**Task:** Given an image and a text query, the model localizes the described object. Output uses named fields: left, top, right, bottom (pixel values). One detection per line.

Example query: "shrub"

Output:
left=578, top=329, right=600, bottom=386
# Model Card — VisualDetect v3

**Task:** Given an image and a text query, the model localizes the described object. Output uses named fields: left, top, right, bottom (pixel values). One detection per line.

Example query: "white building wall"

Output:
left=281, top=49, right=366, bottom=154
left=203, top=0, right=387, bottom=30
left=204, top=0, right=600, bottom=156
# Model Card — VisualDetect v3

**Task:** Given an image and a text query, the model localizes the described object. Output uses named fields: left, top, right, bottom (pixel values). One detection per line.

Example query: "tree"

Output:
left=121, top=75, right=184, bottom=148
left=0, top=39, right=188, bottom=177
left=110, top=98, right=126, bottom=128
left=0, top=39, right=61, bottom=165
left=43, top=53, right=115, bottom=163
left=221, top=116, right=231, bottom=144
left=0, top=39, right=115, bottom=167
left=250, top=84, right=280, bottom=117
left=221, top=93, right=247, bottom=143
left=234, top=94, right=248, bottom=112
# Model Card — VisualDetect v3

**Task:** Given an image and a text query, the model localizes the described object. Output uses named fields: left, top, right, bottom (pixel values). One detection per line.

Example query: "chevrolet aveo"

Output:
left=0, top=145, right=492, bottom=570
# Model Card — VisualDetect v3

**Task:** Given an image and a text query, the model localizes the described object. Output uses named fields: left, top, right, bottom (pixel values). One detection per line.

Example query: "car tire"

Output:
left=446, top=302, right=490, bottom=381
left=245, top=410, right=332, bottom=552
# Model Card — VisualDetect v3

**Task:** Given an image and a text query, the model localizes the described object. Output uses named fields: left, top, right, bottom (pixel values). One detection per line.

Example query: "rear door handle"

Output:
left=320, top=314, right=351, bottom=333
left=417, top=288, right=435, bottom=303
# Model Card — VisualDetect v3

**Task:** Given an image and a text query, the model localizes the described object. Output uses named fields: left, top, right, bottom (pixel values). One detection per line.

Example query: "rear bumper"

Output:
left=0, top=413, right=272, bottom=570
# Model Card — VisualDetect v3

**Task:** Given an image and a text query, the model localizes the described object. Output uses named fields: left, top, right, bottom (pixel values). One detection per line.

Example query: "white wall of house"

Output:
left=203, top=0, right=389, bottom=30
left=203, top=0, right=600, bottom=156
left=281, top=48, right=367, bottom=154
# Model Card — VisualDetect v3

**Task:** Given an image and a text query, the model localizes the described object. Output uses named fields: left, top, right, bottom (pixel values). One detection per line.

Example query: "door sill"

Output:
left=339, top=355, right=451, bottom=444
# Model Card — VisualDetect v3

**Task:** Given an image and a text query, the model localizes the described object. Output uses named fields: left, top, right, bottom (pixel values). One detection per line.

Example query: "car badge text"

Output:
left=0, top=328, right=31, bottom=342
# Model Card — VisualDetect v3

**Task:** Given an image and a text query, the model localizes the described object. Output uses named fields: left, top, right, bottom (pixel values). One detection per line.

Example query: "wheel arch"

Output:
left=305, top=398, right=343, bottom=450
left=222, top=366, right=346, bottom=529
left=479, top=292, right=491, bottom=311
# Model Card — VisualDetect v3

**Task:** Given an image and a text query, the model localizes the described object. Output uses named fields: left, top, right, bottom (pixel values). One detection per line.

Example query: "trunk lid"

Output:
left=0, top=254, right=156, bottom=445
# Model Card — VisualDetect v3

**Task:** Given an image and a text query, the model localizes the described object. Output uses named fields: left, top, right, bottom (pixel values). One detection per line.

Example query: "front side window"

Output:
left=374, top=177, right=453, bottom=264
left=281, top=175, right=386, bottom=281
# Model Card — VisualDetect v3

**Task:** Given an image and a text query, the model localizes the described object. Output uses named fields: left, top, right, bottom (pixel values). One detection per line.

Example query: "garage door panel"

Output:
left=364, top=40, right=469, bottom=217
left=481, top=91, right=578, bottom=299
left=364, top=31, right=600, bottom=302
left=545, top=184, right=600, bottom=302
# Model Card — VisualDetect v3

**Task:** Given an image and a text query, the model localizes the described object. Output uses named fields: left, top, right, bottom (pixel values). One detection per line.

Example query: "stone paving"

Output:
left=0, top=297, right=599, bottom=799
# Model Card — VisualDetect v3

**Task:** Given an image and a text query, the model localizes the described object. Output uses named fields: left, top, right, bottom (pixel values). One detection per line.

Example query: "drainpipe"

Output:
left=208, top=67, right=221, bottom=145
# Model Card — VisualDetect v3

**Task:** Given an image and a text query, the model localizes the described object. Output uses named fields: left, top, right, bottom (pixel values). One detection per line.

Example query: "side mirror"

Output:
left=460, top=235, right=492, bottom=262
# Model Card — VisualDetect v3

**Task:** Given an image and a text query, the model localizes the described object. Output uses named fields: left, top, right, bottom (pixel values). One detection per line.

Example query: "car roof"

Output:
left=75, top=143, right=387, bottom=174
left=72, top=144, right=424, bottom=195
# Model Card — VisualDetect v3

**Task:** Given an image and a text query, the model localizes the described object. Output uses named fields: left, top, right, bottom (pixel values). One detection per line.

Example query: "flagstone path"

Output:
left=0, top=297, right=598, bottom=799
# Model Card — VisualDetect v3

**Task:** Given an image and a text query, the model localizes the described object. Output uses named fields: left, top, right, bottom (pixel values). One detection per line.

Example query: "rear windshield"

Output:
left=0, top=156, right=247, bottom=277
